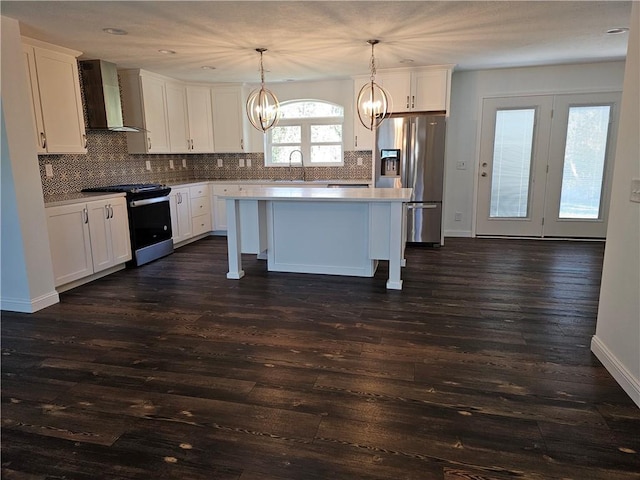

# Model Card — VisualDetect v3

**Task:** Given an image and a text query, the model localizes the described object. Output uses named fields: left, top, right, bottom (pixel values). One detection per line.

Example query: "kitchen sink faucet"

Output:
left=288, top=149, right=305, bottom=181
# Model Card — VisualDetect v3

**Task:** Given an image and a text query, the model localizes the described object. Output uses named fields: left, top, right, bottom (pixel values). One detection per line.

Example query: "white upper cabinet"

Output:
left=120, top=69, right=171, bottom=154
left=165, top=81, right=190, bottom=153
left=167, top=83, right=216, bottom=153
left=121, top=71, right=216, bottom=154
left=185, top=85, right=215, bottom=153
left=378, top=67, right=452, bottom=114
left=22, top=38, right=87, bottom=154
left=211, top=86, right=245, bottom=153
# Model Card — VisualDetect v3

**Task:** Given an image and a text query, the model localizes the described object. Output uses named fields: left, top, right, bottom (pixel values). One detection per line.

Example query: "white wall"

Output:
left=591, top=3, right=640, bottom=408
left=1, top=16, right=59, bottom=312
left=445, top=61, right=626, bottom=237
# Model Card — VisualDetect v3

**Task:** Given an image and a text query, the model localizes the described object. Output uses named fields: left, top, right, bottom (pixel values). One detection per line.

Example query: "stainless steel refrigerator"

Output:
left=374, top=113, right=446, bottom=245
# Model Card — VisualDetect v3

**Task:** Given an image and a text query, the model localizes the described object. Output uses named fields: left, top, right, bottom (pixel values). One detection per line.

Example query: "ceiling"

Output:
left=1, top=1, right=633, bottom=84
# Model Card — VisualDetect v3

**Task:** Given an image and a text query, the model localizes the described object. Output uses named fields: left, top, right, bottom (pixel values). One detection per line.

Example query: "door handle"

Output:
left=406, top=95, right=410, bottom=109
left=82, top=134, right=87, bottom=148
left=83, top=207, right=88, bottom=224
left=407, top=203, right=438, bottom=209
left=481, top=172, right=487, bottom=177
left=147, top=137, right=152, bottom=151
left=40, top=132, right=46, bottom=149
left=411, top=95, right=415, bottom=109
left=105, top=205, right=110, bottom=219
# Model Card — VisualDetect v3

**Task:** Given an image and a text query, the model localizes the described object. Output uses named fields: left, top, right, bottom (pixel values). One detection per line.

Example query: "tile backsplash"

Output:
left=39, top=131, right=372, bottom=196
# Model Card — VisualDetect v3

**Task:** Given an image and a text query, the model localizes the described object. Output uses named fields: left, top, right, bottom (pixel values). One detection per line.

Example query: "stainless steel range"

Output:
left=82, top=183, right=173, bottom=266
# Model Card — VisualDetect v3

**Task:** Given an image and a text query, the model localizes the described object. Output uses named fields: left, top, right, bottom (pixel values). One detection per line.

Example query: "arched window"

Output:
left=265, top=100, right=344, bottom=166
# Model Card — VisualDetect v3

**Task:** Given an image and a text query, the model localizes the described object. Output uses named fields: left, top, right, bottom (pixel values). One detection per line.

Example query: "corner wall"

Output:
left=591, top=3, right=640, bottom=408
left=1, top=16, right=59, bottom=312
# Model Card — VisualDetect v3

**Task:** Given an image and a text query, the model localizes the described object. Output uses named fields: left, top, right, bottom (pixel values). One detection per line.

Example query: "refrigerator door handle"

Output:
left=407, top=203, right=438, bottom=209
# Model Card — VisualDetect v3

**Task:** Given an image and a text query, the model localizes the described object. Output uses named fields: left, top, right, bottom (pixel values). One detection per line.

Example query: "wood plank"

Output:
left=1, top=236, right=637, bottom=480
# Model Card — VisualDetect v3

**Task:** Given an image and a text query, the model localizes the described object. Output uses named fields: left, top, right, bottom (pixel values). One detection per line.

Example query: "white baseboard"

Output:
left=444, top=229, right=473, bottom=238
left=591, top=335, right=640, bottom=408
left=1, top=290, right=59, bottom=313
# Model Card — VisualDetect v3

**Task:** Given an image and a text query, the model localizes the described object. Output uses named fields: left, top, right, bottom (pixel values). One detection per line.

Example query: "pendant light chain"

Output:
left=369, top=41, right=377, bottom=82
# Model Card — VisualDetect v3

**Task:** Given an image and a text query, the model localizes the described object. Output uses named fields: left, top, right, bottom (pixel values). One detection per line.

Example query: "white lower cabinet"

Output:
left=211, top=184, right=238, bottom=231
left=190, top=184, right=212, bottom=236
left=169, top=183, right=213, bottom=247
left=169, top=187, right=192, bottom=243
left=46, top=196, right=131, bottom=288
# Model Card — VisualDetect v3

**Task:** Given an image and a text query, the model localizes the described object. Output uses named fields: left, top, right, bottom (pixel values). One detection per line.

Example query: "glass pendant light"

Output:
left=357, top=39, right=391, bottom=131
left=246, top=48, right=280, bottom=133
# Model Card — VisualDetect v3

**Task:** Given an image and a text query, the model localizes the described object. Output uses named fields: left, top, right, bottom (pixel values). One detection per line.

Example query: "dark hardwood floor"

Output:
left=2, top=237, right=639, bottom=479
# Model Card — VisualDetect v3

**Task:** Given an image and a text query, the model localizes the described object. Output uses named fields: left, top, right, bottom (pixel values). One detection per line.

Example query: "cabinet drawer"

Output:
left=189, top=184, right=210, bottom=198
left=192, top=213, right=212, bottom=236
left=190, top=196, right=210, bottom=217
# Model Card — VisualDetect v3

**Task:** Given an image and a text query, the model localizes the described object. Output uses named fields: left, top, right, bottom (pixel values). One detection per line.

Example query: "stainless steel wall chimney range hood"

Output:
left=79, top=59, right=143, bottom=132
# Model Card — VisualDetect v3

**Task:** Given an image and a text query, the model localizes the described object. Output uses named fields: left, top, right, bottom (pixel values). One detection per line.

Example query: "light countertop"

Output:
left=169, top=179, right=371, bottom=187
left=218, top=186, right=412, bottom=202
left=44, top=191, right=126, bottom=208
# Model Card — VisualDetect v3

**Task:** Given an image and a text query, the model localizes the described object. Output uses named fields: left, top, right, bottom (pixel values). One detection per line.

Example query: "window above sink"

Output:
left=265, top=100, right=344, bottom=167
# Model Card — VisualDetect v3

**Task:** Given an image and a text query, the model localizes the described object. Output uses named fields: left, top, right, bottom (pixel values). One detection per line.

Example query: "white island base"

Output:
left=222, top=187, right=412, bottom=290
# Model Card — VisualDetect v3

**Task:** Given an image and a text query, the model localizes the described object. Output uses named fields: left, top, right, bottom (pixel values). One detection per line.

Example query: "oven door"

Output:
left=128, top=196, right=173, bottom=249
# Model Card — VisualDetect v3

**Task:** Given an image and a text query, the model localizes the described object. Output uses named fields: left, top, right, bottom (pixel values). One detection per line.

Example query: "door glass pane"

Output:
left=490, top=109, right=536, bottom=218
left=558, top=105, right=611, bottom=219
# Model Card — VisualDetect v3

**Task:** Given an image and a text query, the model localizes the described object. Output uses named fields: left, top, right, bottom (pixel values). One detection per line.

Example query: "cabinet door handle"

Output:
left=105, top=205, right=110, bottom=220
left=83, top=207, right=88, bottom=224
left=406, top=96, right=410, bottom=109
left=355, top=135, right=358, bottom=147
left=40, top=132, right=46, bottom=149
left=240, top=138, right=244, bottom=150
left=411, top=95, right=415, bottom=109
left=178, top=192, right=182, bottom=204
left=82, top=134, right=87, bottom=148
left=110, top=205, right=114, bottom=219
left=148, top=137, right=152, bottom=150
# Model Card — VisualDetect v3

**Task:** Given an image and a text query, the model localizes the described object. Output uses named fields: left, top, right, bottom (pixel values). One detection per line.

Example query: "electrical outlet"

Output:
left=456, top=161, right=467, bottom=170
left=631, top=178, right=640, bottom=203
left=182, top=158, right=187, bottom=168
left=246, top=158, right=252, bottom=168
left=454, top=212, right=462, bottom=221
left=217, top=158, right=223, bottom=167
left=45, top=163, right=54, bottom=178
left=357, top=157, right=363, bottom=166
left=145, top=160, right=151, bottom=171
left=169, top=159, right=175, bottom=169
left=239, top=158, right=245, bottom=167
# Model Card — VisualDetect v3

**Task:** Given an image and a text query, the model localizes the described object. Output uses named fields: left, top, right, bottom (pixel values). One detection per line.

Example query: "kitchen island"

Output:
left=219, top=186, right=412, bottom=290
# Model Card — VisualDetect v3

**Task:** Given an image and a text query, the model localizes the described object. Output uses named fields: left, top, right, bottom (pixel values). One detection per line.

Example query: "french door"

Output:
left=476, top=92, right=620, bottom=238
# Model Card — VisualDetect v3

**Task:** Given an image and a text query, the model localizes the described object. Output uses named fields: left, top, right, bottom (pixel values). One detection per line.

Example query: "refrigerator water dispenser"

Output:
left=380, top=149, right=401, bottom=176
